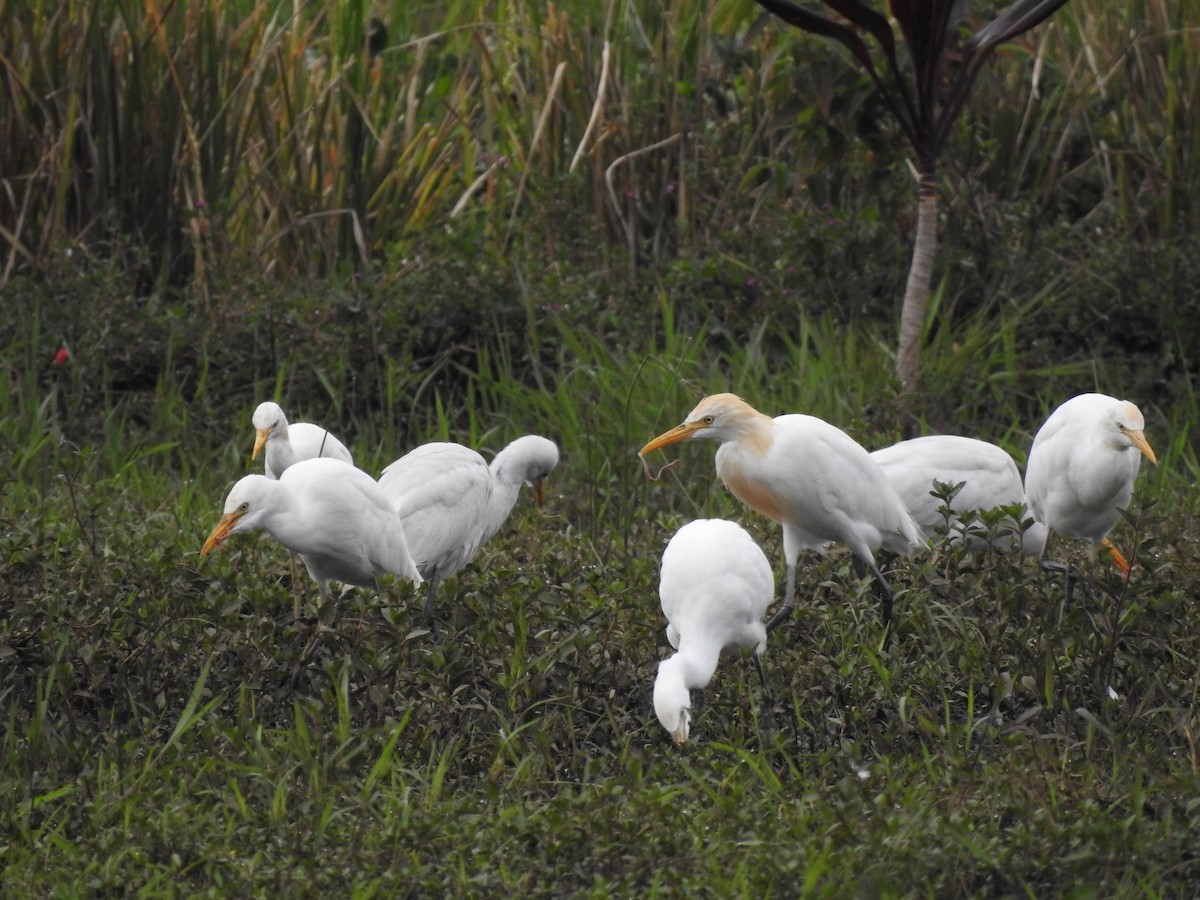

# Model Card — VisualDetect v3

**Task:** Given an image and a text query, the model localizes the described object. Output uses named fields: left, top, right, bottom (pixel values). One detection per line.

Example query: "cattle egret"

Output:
left=870, top=435, right=1047, bottom=553
left=201, top=457, right=422, bottom=619
left=1023, top=393, right=1157, bottom=571
left=251, top=401, right=355, bottom=609
left=641, top=393, right=923, bottom=631
left=654, top=518, right=774, bottom=745
left=377, top=435, right=559, bottom=622
left=251, top=401, right=353, bottom=479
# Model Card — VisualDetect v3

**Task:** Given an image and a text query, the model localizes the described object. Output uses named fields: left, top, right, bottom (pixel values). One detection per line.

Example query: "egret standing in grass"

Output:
left=1023, top=393, right=1157, bottom=572
left=377, top=435, right=559, bottom=623
left=250, top=400, right=355, bottom=607
left=201, top=457, right=422, bottom=620
left=251, top=400, right=353, bottom=478
left=654, top=518, right=774, bottom=745
left=870, top=434, right=1046, bottom=553
left=640, top=393, right=923, bottom=630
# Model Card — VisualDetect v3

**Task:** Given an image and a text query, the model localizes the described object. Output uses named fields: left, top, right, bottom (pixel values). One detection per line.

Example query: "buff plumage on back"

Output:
left=673, top=394, right=924, bottom=557
left=640, top=392, right=924, bottom=630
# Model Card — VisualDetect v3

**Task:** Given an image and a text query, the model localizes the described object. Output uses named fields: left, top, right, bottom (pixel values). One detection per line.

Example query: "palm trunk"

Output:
left=895, top=168, right=939, bottom=395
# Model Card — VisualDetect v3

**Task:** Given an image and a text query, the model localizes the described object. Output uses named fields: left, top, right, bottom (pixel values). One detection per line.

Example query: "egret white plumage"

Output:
left=251, top=401, right=353, bottom=478
left=870, top=435, right=1047, bottom=553
left=201, top=457, right=422, bottom=619
left=654, top=518, right=774, bottom=745
left=1023, top=393, right=1157, bottom=571
left=251, top=401, right=355, bottom=610
left=641, top=393, right=923, bottom=630
left=377, top=435, right=559, bottom=622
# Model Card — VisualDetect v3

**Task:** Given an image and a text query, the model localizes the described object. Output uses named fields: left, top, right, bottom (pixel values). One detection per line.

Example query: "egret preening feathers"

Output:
left=1023, top=393, right=1157, bottom=571
left=641, top=393, right=923, bottom=630
left=251, top=401, right=354, bottom=479
left=201, top=457, right=422, bottom=619
left=654, top=518, right=774, bottom=745
left=870, top=435, right=1046, bottom=553
left=377, top=435, right=560, bottom=622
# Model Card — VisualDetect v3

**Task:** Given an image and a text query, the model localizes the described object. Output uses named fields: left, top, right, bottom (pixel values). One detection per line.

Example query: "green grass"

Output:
left=4, top=0, right=1200, bottom=893
left=3, top=269, right=1199, bottom=895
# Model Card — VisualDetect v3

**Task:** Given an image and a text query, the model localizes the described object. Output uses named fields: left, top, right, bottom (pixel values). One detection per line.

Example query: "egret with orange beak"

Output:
left=251, top=401, right=353, bottom=478
left=641, top=393, right=923, bottom=631
left=202, top=457, right=421, bottom=620
left=1023, top=393, right=1157, bottom=572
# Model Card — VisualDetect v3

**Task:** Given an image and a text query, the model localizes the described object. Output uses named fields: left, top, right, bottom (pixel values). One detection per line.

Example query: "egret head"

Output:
left=494, top=435, right=559, bottom=507
left=201, top=475, right=270, bottom=556
left=1111, top=401, right=1157, bottom=465
left=640, top=393, right=759, bottom=457
left=653, top=655, right=692, bottom=745
left=251, top=402, right=286, bottom=460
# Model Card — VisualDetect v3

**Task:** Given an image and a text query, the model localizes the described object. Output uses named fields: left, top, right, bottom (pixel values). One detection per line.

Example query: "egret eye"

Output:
left=239, top=501, right=250, bottom=511
left=703, top=415, right=715, bottom=425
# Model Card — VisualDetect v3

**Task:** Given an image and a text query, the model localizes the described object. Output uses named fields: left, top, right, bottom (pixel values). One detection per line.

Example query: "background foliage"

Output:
left=3, top=0, right=1199, bottom=894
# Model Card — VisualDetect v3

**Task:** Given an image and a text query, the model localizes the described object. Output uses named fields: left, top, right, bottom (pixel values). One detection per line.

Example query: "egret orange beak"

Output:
left=640, top=420, right=707, bottom=456
left=1128, top=430, right=1157, bottom=466
left=201, top=509, right=246, bottom=556
left=532, top=477, right=546, bottom=508
left=251, top=427, right=270, bottom=460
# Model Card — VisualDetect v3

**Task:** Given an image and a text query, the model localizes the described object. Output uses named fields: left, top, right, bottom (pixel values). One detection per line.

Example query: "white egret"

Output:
left=251, top=400, right=355, bottom=609
left=870, top=435, right=1047, bottom=553
left=654, top=518, right=774, bottom=745
left=1023, top=393, right=1157, bottom=571
left=641, top=393, right=923, bottom=631
left=377, top=435, right=560, bottom=622
left=251, top=401, right=353, bottom=478
left=201, top=457, right=422, bottom=619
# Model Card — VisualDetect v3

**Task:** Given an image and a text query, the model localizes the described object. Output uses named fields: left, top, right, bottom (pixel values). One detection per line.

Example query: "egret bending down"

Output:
left=1023, top=393, right=1157, bottom=571
left=654, top=518, right=774, bottom=745
left=641, top=393, right=923, bottom=630
left=377, top=435, right=559, bottom=622
left=201, top=457, right=422, bottom=619
left=870, top=434, right=1046, bottom=553
left=251, top=401, right=353, bottom=478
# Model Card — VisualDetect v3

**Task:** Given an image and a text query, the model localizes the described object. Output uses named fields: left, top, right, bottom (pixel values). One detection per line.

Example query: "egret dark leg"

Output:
left=766, top=562, right=797, bottom=632
left=422, top=576, right=441, bottom=625
left=748, top=650, right=775, bottom=744
left=866, top=559, right=894, bottom=629
left=751, top=652, right=770, bottom=697
left=289, top=551, right=305, bottom=621
left=1040, top=533, right=1077, bottom=606
left=850, top=556, right=895, bottom=650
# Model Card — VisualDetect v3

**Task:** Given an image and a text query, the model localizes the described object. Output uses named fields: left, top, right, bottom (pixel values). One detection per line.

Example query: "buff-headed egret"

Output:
left=377, top=435, right=559, bottom=622
left=870, top=435, right=1047, bottom=553
left=201, top=457, right=422, bottom=619
left=251, top=401, right=353, bottom=478
left=641, top=393, right=923, bottom=631
left=654, top=518, right=774, bottom=745
left=1023, top=393, right=1157, bottom=571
